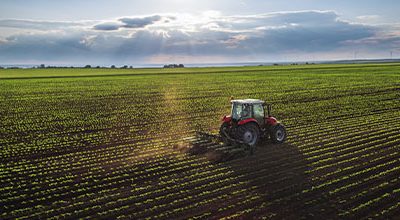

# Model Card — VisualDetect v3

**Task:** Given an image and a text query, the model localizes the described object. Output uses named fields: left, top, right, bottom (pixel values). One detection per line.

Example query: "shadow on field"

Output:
left=180, top=139, right=314, bottom=219
left=223, top=142, right=311, bottom=218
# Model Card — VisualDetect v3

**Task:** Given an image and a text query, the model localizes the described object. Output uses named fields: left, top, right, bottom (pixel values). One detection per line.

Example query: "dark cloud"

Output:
left=93, top=15, right=165, bottom=31
left=243, top=21, right=374, bottom=53
left=0, top=32, right=91, bottom=63
left=93, top=22, right=121, bottom=31
left=119, top=15, right=162, bottom=28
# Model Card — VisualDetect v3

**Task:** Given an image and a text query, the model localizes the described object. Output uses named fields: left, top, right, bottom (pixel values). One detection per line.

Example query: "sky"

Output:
left=0, top=0, right=399, bottom=65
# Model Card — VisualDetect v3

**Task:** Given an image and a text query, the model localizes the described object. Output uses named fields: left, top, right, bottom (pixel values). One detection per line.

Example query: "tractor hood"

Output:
left=222, top=115, right=232, bottom=123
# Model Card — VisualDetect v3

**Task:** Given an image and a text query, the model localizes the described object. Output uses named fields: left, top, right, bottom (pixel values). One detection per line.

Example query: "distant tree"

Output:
left=0, top=66, right=4, bottom=69
left=121, top=65, right=128, bottom=69
left=96, top=66, right=100, bottom=68
left=40, top=64, right=45, bottom=68
left=164, top=64, right=185, bottom=68
left=111, top=65, right=116, bottom=69
left=84, top=65, right=91, bottom=68
left=129, top=66, right=133, bottom=69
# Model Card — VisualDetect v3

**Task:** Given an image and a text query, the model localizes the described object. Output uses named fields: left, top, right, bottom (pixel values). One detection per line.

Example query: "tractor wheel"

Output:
left=219, top=122, right=231, bottom=145
left=237, top=123, right=260, bottom=146
left=270, top=124, right=286, bottom=144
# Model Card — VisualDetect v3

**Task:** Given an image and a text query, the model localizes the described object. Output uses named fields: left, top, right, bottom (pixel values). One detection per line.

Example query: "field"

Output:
left=1, top=63, right=400, bottom=219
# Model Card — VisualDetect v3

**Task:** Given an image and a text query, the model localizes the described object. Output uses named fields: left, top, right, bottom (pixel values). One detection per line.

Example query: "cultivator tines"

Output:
left=180, top=132, right=253, bottom=162
left=196, top=131, right=221, bottom=142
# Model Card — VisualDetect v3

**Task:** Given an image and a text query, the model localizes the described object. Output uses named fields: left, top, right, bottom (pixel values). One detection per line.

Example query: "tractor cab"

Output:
left=230, top=99, right=270, bottom=125
left=231, top=99, right=263, bottom=123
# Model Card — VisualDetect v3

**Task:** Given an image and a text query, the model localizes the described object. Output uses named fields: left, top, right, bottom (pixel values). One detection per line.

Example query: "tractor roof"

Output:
left=231, top=99, right=265, bottom=104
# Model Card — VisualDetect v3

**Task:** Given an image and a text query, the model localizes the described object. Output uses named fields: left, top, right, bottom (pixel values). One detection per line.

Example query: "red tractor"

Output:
left=220, top=99, right=287, bottom=147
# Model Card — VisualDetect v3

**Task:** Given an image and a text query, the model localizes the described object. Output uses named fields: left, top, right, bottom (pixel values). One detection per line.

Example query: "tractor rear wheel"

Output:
left=237, top=123, right=260, bottom=146
left=270, top=124, right=286, bottom=144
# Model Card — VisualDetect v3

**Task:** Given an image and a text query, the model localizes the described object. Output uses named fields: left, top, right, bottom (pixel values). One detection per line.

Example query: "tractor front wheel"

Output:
left=270, top=124, right=286, bottom=144
left=237, top=123, right=260, bottom=146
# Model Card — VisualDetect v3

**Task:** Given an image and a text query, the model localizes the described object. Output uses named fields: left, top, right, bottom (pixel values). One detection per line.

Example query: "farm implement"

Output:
left=179, top=99, right=287, bottom=162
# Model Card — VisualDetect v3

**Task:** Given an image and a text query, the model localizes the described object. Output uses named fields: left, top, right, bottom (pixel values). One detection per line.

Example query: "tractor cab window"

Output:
left=241, top=104, right=251, bottom=118
left=232, top=103, right=243, bottom=120
left=232, top=103, right=252, bottom=120
left=232, top=103, right=253, bottom=120
left=253, top=104, right=264, bottom=118
left=253, top=104, right=264, bottom=124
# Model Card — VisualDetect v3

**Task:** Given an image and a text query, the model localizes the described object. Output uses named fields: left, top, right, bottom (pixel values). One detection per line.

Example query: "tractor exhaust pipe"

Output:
left=267, top=104, right=272, bottom=117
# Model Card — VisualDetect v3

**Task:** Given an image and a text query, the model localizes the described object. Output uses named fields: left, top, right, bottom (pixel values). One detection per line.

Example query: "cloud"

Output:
left=93, top=15, right=170, bottom=31
left=93, top=22, right=121, bottom=31
left=120, top=15, right=162, bottom=28
left=0, top=10, right=398, bottom=64
left=1, top=32, right=91, bottom=61
left=0, top=19, right=87, bottom=30
left=152, top=10, right=376, bottom=54
left=342, top=33, right=400, bottom=52
left=356, top=15, right=380, bottom=22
